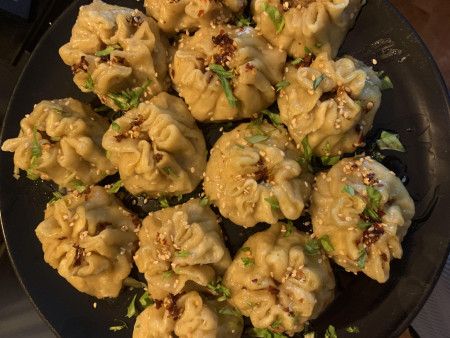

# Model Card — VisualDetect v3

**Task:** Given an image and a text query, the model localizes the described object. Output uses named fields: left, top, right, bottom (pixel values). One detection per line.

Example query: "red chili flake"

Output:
left=296, top=54, right=313, bottom=69
left=114, top=134, right=127, bottom=142
left=212, top=31, right=236, bottom=66
left=283, top=307, right=290, bottom=312
left=112, top=56, right=125, bottom=65
left=171, top=69, right=175, bottom=78
left=197, top=10, right=204, bottom=17
left=71, top=56, right=89, bottom=74
left=128, top=15, right=144, bottom=27
left=196, top=57, right=205, bottom=62
left=73, top=244, right=85, bottom=267
left=252, top=279, right=258, bottom=283
left=130, top=114, right=144, bottom=128
left=166, top=293, right=183, bottom=320
left=245, top=63, right=255, bottom=70
left=254, top=167, right=269, bottom=183
left=363, top=223, right=385, bottom=246
left=154, top=153, right=163, bottom=163
left=268, top=285, right=280, bottom=295
left=337, top=85, right=346, bottom=97
left=58, top=237, right=67, bottom=241
left=131, top=218, right=141, bottom=226
left=155, top=299, right=163, bottom=309
left=96, top=221, right=112, bottom=235
left=381, top=253, right=388, bottom=262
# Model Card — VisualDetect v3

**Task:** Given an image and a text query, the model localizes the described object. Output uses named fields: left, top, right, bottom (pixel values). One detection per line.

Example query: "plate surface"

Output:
left=1, top=0, right=449, bottom=337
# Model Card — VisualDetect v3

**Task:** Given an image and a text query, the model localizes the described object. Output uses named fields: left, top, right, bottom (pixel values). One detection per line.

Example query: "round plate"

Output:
left=1, top=0, right=449, bottom=337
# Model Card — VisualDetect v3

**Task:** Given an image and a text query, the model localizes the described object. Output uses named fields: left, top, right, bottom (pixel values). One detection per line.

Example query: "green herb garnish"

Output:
left=304, top=238, right=320, bottom=256
left=260, top=1, right=285, bottom=34
left=376, top=130, right=405, bottom=152
left=245, top=134, right=269, bottom=144
left=84, top=72, right=94, bottom=90
left=126, top=294, right=139, bottom=318
left=207, top=276, right=231, bottom=301
left=246, top=300, right=254, bottom=309
left=315, top=42, right=323, bottom=48
left=236, top=14, right=252, bottom=27
left=175, top=250, right=190, bottom=257
left=162, top=270, right=173, bottom=279
left=271, top=319, right=282, bottom=329
left=264, top=197, right=280, bottom=209
left=108, top=180, right=123, bottom=194
left=241, top=257, right=256, bottom=267
left=275, top=81, right=290, bottom=92
left=304, top=46, right=311, bottom=55
left=356, top=244, right=367, bottom=268
left=380, top=75, right=394, bottom=90
left=111, top=122, right=120, bottom=132
left=163, top=167, right=179, bottom=178
left=158, top=196, right=169, bottom=208
left=291, top=58, right=303, bottom=65
left=48, top=192, right=64, bottom=205
left=248, top=327, right=287, bottom=338
left=284, top=220, right=293, bottom=237
left=177, top=194, right=183, bottom=202
left=218, top=307, right=243, bottom=317
left=109, top=319, right=128, bottom=332
left=240, top=247, right=251, bottom=252
left=325, top=325, right=337, bottom=338
left=296, top=135, right=313, bottom=173
left=320, top=235, right=334, bottom=252
left=139, top=291, right=154, bottom=308
left=313, top=74, right=324, bottom=90
left=356, top=222, right=373, bottom=230
left=200, top=196, right=209, bottom=206
left=95, top=44, right=121, bottom=57
left=71, top=179, right=88, bottom=193
left=107, top=78, right=151, bottom=110
left=123, top=277, right=146, bottom=289
left=346, top=326, right=360, bottom=333
left=209, top=64, right=239, bottom=108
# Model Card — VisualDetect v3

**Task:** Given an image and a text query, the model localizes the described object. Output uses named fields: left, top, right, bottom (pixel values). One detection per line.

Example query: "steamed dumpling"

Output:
left=1, top=98, right=116, bottom=187
left=59, top=0, right=168, bottom=111
left=170, top=26, right=286, bottom=121
left=134, top=198, right=232, bottom=299
left=310, top=157, right=415, bottom=283
left=251, top=0, right=364, bottom=58
left=278, top=52, right=382, bottom=156
left=223, top=223, right=335, bottom=336
left=35, top=186, right=139, bottom=298
left=145, top=0, right=247, bottom=33
left=102, top=92, right=207, bottom=197
left=204, top=121, right=312, bottom=227
left=133, top=291, right=243, bottom=338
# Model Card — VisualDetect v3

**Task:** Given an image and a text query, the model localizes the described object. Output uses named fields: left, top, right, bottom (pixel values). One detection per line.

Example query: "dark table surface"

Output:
left=0, top=1, right=448, bottom=337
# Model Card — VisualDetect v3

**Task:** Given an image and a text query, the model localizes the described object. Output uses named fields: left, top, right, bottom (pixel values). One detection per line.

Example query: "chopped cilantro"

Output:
left=174, top=250, right=190, bottom=257
left=162, top=270, right=173, bottom=279
left=51, top=136, right=61, bottom=141
left=321, top=155, right=340, bottom=166
left=107, top=78, right=151, bottom=110
left=94, top=105, right=110, bottom=112
left=200, top=196, right=209, bottom=206
left=380, top=75, right=394, bottom=90
left=342, top=184, right=355, bottom=196
left=261, top=109, right=282, bottom=126
left=70, top=179, right=88, bottom=193
left=209, top=64, right=239, bottom=108
left=284, top=220, right=293, bottom=237
left=320, top=235, right=334, bottom=252
left=218, top=306, right=243, bottom=317
left=346, top=326, right=359, bottom=333
left=264, top=197, right=280, bottom=209
left=236, top=14, right=252, bottom=27
left=241, top=257, right=256, bottom=267
left=158, top=196, right=169, bottom=208
left=376, top=130, right=405, bottom=152
left=248, top=327, right=287, bottom=338
left=126, top=294, right=139, bottom=318
left=95, top=44, right=121, bottom=57
left=109, top=319, right=128, bottom=332
left=48, top=192, right=64, bottom=205
left=260, top=2, right=285, bottom=34
left=297, top=135, right=313, bottom=173
left=303, top=333, right=315, bottom=338
left=366, top=186, right=381, bottom=210
left=271, top=318, right=282, bottom=329
left=123, top=277, right=146, bottom=289
left=315, top=42, right=323, bottom=48
left=356, top=221, right=373, bottom=230
left=240, top=247, right=251, bottom=252
left=356, top=244, right=367, bottom=268
left=246, top=300, right=254, bottom=309
left=53, top=108, right=71, bottom=116
left=304, top=46, right=311, bottom=55
left=236, top=144, right=245, bottom=149
left=245, top=134, right=269, bottom=143
left=207, top=276, right=231, bottom=301
left=139, top=291, right=154, bottom=308
left=84, top=72, right=94, bottom=90
left=31, top=123, right=41, bottom=159
left=313, top=74, right=324, bottom=90
left=177, top=195, right=183, bottom=202
left=325, top=325, right=337, bottom=338
left=377, top=70, right=385, bottom=77
left=304, top=238, right=320, bottom=256
left=108, top=180, right=123, bottom=194
left=291, top=58, right=303, bottom=65
left=111, top=122, right=120, bottom=132
left=275, top=81, right=290, bottom=92
left=163, top=167, right=179, bottom=178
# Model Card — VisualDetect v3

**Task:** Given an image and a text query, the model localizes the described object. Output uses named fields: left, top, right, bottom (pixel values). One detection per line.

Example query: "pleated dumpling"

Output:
left=251, top=0, right=364, bottom=58
left=223, top=223, right=335, bottom=336
left=170, top=26, right=286, bottom=122
left=204, top=121, right=313, bottom=227
left=1, top=98, right=116, bottom=187
left=310, top=157, right=415, bottom=283
left=59, top=0, right=168, bottom=111
left=133, top=291, right=243, bottom=338
left=102, top=92, right=207, bottom=197
left=35, top=186, right=140, bottom=298
left=144, top=0, right=247, bottom=33
left=134, top=198, right=232, bottom=300
left=278, top=52, right=382, bottom=156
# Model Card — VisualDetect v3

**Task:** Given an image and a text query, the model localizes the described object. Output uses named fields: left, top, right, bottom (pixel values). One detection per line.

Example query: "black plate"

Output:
left=1, top=0, right=449, bottom=337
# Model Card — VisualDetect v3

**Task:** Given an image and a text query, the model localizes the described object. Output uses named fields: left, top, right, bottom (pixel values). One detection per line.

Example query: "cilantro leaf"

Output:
left=70, top=179, right=88, bottom=193
left=95, top=44, right=121, bottom=57
left=31, top=123, right=41, bottom=159
left=107, top=78, right=151, bottom=110
left=209, top=64, right=239, bottom=108
left=366, top=186, right=382, bottom=210
left=275, top=81, right=290, bottom=92
left=271, top=319, right=282, bottom=329
left=376, top=130, right=405, bottom=152
left=108, top=180, right=123, bottom=194
left=315, top=42, right=323, bottom=48
left=236, top=14, right=251, bottom=27
left=200, top=196, right=209, bottom=206
left=218, top=306, right=243, bottom=317
left=264, top=197, right=280, bottom=209
left=126, top=294, right=139, bottom=318
left=163, top=167, right=179, bottom=178
left=284, top=220, right=293, bottom=237
left=261, top=109, right=282, bottom=126
left=162, top=270, right=173, bottom=279
left=304, top=238, right=320, bottom=256
left=109, top=319, right=128, bottom=332
left=297, top=135, right=313, bottom=173
left=290, top=58, right=303, bottom=65
left=380, top=75, right=394, bottom=90
left=123, top=277, right=146, bottom=289
left=304, top=46, right=311, bottom=55
left=347, top=326, right=360, bottom=333
left=245, top=134, right=269, bottom=143
left=240, top=247, right=251, bottom=252
left=342, top=184, right=355, bottom=196
left=158, top=196, right=169, bottom=208
left=48, top=192, right=64, bottom=205
left=84, top=72, right=94, bottom=90
left=248, top=327, right=287, bottom=338
left=246, top=300, right=254, bottom=309
left=313, top=74, right=324, bottom=90
left=325, top=325, right=337, bottom=338
left=174, top=250, right=190, bottom=257
left=260, top=2, right=285, bottom=34
left=356, top=244, right=367, bottom=268
left=207, top=276, right=231, bottom=301
left=139, top=291, right=154, bottom=309
left=241, top=257, right=256, bottom=267
left=111, top=122, right=120, bottom=132
left=320, top=235, right=334, bottom=252
left=357, top=221, right=373, bottom=230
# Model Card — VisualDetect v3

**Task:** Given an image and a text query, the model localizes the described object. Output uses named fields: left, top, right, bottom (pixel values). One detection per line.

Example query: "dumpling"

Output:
left=35, top=186, right=140, bottom=298
left=133, top=291, right=243, bottom=338
left=59, top=0, right=168, bottom=111
left=102, top=93, right=207, bottom=197
left=1, top=98, right=116, bottom=187
left=134, top=198, right=232, bottom=300
left=251, top=0, right=364, bottom=58
left=278, top=52, right=382, bottom=156
left=144, top=0, right=247, bottom=33
left=204, top=121, right=312, bottom=227
left=170, top=26, right=286, bottom=121
left=223, top=222, right=335, bottom=336
left=310, top=157, right=415, bottom=283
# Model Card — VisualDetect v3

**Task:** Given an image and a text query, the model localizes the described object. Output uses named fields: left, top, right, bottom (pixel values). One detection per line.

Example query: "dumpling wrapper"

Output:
left=59, top=0, right=168, bottom=111
left=311, top=157, right=415, bottom=283
left=278, top=52, right=382, bottom=156
left=102, top=92, right=207, bottom=197
left=204, top=121, right=312, bottom=227
left=134, top=198, right=232, bottom=299
left=1, top=98, right=116, bottom=188
left=35, top=186, right=139, bottom=298
left=223, top=222, right=335, bottom=336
